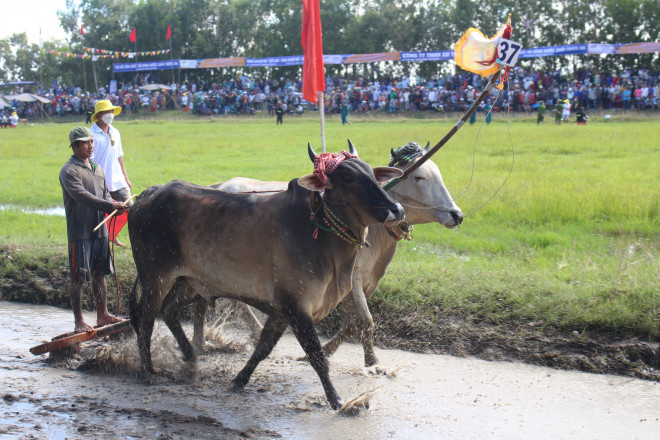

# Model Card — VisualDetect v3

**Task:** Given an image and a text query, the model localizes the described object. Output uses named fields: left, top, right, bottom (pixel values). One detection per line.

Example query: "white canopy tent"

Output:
left=3, top=93, right=50, bottom=104
left=138, top=83, right=172, bottom=91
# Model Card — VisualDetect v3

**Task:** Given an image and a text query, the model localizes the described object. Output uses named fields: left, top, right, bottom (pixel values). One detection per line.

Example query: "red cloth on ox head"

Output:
left=313, top=150, right=358, bottom=185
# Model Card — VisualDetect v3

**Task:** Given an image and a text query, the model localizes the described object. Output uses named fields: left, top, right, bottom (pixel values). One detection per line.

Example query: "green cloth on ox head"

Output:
left=389, top=142, right=425, bottom=167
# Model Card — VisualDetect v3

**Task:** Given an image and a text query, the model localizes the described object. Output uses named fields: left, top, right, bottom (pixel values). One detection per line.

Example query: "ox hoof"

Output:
left=296, top=351, right=330, bottom=363
left=139, top=370, right=160, bottom=385
left=193, top=342, right=210, bottom=355
left=330, top=398, right=344, bottom=412
left=338, top=405, right=364, bottom=416
left=229, top=379, right=247, bottom=393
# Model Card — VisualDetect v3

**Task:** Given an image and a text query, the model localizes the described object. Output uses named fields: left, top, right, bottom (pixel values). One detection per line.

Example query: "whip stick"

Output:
left=383, top=70, right=501, bottom=191
left=93, top=194, right=137, bottom=232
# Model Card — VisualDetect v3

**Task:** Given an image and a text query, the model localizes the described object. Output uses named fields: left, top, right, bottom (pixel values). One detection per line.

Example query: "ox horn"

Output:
left=424, top=142, right=430, bottom=153
left=347, top=139, right=358, bottom=157
left=308, top=142, right=317, bottom=162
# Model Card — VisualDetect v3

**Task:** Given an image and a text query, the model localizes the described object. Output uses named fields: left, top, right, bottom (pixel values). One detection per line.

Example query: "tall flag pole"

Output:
left=81, top=20, right=87, bottom=92
left=129, top=27, right=137, bottom=77
left=39, top=27, right=43, bottom=90
left=301, top=0, right=326, bottom=152
left=166, top=24, right=175, bottom=85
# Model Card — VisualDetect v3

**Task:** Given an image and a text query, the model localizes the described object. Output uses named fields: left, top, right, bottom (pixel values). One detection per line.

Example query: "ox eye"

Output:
left=343, top=175, right=355, bottom=184
left=414, top=176, right=425, bottom=182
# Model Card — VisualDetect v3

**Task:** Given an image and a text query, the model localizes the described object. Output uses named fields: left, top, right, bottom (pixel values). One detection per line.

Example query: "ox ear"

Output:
left=424, top=142, right=430, bottom=152
left=372, top=166, right=403, bottom=184
left=298, top=174, right=332, bottom=192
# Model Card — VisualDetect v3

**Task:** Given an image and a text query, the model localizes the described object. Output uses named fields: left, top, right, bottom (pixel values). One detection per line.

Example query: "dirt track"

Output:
left=1, top=302, right=659, bottom=439
left=2, top=262, right=659, bottom=382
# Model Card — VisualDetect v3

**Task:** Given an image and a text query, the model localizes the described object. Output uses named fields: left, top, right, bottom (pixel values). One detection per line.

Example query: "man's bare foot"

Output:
left=97, top=313, right=124, bottom=327
left=75, top=320, right=94, bottom=333
left=112, top=238, right=126, bottom=247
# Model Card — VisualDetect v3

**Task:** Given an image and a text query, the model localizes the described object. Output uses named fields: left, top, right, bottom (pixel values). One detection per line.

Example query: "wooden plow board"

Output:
left=29, top=320, right=133, bottom=356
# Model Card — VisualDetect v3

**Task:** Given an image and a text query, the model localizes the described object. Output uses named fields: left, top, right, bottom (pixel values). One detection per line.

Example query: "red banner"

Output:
left=166, top=24, right=172, bottom=40
left=301, top=0, right=325, bottom=104
left=129, top=28, right=136, bottom=43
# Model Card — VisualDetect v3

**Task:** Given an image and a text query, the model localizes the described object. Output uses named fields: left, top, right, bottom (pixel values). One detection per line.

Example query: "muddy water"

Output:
left=1, top=302, right=658, bottom=440
left=0, top=205, right=65, bottom=216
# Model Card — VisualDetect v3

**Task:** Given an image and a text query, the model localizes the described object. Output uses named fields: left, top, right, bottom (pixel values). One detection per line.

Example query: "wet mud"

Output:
left=1, top=302, right=659, bottom=440
left=2, top=250, right=658, bottom=382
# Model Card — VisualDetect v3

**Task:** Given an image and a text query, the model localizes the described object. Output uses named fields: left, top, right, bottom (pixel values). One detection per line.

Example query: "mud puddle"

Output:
left=1, top=302, right=658, bottom=439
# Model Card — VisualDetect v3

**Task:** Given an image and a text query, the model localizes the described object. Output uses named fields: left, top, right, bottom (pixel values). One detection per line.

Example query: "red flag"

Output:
left=129, top=27, right=136, bottom=43
left=166, top=24, right=172, bottom=40
left=106, top=211, right=128, bottom=242
left=301, top=0, right=325, bottom=104
left=80, top=24, right=85, bottom=36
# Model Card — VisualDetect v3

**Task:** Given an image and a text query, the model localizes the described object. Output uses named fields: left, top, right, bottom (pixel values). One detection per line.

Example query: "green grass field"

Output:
left=1, top=112, right=658, bottom=338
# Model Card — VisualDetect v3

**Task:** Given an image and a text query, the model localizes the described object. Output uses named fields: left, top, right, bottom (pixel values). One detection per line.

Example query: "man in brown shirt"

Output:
left=59, top=126, right=127, bottom=332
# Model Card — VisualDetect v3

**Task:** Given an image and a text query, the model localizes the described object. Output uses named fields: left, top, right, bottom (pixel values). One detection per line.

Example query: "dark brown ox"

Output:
left=128, top=144, right=404, bottom=410
left=194, top=142, right=463, bottom=366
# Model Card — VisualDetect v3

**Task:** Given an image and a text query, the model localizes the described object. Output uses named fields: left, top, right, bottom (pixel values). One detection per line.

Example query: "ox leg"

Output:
left=351, top=287, right=379, bottom=367
left=162, top=288, right=196, bottom=362
left=321, top=286, right=379, bottom=367
left=321, top=291, right=361, bottom=360
left=231, top=315, right=288, bottom=390
left=238, top=302, right=263, bottom=339
left=288, top=311, right=343, bottom=410
left=134, top=277, right=175, bottom=376
left=192, top=297, right=209, bottom=353
left=135, top=298, right=157, bottom=375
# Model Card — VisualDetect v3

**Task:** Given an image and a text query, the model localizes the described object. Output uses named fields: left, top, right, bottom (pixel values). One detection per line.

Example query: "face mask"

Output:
left=101, top=113, right=114, bottom=125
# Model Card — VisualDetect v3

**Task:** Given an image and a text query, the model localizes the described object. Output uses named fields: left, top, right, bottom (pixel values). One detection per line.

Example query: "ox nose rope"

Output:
left=459, top=82, right=515, bottom=218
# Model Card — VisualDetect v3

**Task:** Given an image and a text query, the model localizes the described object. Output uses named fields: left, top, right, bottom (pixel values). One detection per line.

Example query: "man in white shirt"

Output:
left=90, top=100, right=133, bottom=247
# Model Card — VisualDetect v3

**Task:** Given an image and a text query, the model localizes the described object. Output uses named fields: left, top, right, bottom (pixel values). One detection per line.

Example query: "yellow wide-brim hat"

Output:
left=91, top=99, right=122, bottom=123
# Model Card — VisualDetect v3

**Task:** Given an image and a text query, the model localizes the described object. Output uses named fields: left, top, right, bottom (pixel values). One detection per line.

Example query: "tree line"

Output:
left=1, top=0, right=658, bottom=89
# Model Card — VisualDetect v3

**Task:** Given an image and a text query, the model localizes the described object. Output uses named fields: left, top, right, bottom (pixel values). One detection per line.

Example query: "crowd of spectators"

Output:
left=2, top=66, right=659, bottom=124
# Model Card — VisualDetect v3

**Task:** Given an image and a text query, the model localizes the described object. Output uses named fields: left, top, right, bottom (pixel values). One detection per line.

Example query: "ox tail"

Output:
left=129, top=276, right=140, bottom=336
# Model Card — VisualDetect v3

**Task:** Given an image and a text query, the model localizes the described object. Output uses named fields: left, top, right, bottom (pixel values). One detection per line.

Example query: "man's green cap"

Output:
left=69, top=126, right=93, bottom=148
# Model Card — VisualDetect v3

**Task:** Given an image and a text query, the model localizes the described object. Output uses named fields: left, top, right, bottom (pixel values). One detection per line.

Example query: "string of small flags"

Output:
left=43, top=50, right=92, bottom=59
left=83, top=47, right=170, bottom=57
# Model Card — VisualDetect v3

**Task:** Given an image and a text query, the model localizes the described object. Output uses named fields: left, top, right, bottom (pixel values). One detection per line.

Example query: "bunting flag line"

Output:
left=43, top=49, right=92, bottom=59
left=83, top=47, right=170, bottom=57
left=301, top=0, right=325, bottom=104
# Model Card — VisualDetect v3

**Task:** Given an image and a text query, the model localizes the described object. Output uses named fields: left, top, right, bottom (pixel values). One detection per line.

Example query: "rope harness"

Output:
left=384, top=221, right=413, bottom=241
left=309, top=193, right=366, bottom=247
left=309, top=150, right=366, bottom=247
